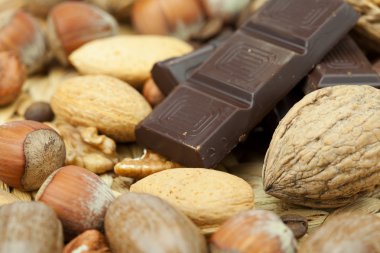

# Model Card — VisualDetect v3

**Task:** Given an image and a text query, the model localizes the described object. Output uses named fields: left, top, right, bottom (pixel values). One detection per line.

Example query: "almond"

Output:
left=51, top=75, right=151, bottom=142
left=69, top=35, right=192, bottom=87
left=130, top=168, right=254, bottom=233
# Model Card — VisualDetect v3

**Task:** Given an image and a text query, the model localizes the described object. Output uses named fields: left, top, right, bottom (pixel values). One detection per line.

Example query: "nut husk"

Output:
left=105, top=192, right=207, bottom=253
left=0, top=201, right=63, bottom=253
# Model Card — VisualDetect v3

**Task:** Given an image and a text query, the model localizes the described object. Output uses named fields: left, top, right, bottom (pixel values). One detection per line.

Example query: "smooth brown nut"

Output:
left=63, top=230, right=110, bottom=253
left=299, top=214, right=380, bottom=253
left=51, top=75, right=151, bottom=142
left=263, top=85, right=380, bottom=208
left=25, top=0, right=65, bottom=17
left=0, top=51, right=26, bottom=106
left=105, top=192, right=207, bottom=253
left=142, top=78, right=164, bottom=107
left=132, top=0, right=205, bottom=39
left=280, top=214, right=308, bottom=239
left=0, top=120, right=66, bottom=191
left=210, top=210, right=297, bottom=253
left=47, top=1, right=118, bottom=65
left=86, top=0, right=135, bottom=21
left=0, top=9, right=47, bottom=74
left=24, top=102, right=55, bottom=122
left=0, top=201, right=63, bottom=253
left=130, top=168, right=254, bottom=233
left=36, top=165, right=115, bottom=239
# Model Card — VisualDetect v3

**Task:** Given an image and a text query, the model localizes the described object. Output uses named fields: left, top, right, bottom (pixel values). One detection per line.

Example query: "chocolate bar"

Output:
left=152, top=34, right=302, bottom=125
left=136, top=0, right=359, bottom=168
left=303, top=36, right=380, bottom=94
left=151, top=33, right=230, bottom=96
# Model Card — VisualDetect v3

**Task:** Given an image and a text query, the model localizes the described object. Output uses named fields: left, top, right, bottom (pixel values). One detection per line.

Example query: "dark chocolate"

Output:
left=303, top=36, right=380, bottom=94
left=136, top=0, right=359, bottom=168
left=151, top=33, right=230, bottom=96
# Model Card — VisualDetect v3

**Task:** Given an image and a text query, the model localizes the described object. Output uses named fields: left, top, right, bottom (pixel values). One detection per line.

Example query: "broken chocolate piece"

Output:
left=151, top=32, right=230, bottom=96
left=303, top=36, right=380, bottom=94
left=136, top=0, right=359, bottom=168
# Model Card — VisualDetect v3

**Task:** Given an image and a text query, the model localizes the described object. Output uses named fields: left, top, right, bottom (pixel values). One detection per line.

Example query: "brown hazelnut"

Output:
left=36, top=165, right=115, bottom=239
left=24, top=102, right=55, bottom=122
left=0, top=120, right=66, bottom=191
left=0, top=201, right=64, bottom=253
left=0, top=9, right=47, bottom=74
left=142, top=78, right=164, bottom=107
left=0, top=51, right=26, bottom=106
left=210, top=210, right=297, bottom=253
left=132, top=0, right=206, bottom=39
left=47, top=1, right=118, bottom=65
left=63, top=230, right=110, bottom=253
left=25, top=0, right=65, bottom=17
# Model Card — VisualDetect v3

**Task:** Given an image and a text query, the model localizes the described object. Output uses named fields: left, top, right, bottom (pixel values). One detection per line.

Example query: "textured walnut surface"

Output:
left=263, top=85, right=380, bottom=208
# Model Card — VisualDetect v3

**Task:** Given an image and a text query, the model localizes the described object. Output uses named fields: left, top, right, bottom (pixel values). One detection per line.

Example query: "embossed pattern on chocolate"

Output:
left=136, top=0, right=359, bottom=168
left=303, top=36, right=380, bottom=93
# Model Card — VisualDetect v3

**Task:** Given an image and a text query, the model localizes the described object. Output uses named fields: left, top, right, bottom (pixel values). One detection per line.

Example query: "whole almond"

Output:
left=51, top=75, right=151, bottom=142
left=299, top=214, right=380, bottom=253
left=263, top=85, right=380, bottom=208
left=130, top=168, right=254, bottom=233
left=105, top=192, right=207, bottom=253
left=69, top=35, right=192, bottom=87
left=0, top=201, right=63, bottom=253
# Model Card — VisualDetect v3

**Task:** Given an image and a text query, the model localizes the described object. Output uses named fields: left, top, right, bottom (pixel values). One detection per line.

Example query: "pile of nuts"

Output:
left=0, top=0, right=380, bottom=253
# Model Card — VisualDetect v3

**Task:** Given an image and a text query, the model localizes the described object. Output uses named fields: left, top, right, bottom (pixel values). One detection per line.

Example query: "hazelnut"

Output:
left=25, top=0, right=65, bottom=17
left=0, top=51, right=26, bottom=106
left=86, top=0, right=135, bottom=21
left=132, top=0, right=206, bottom=39
left=0, top=9, right=47, bottom=74
left=47, top=2, right=118, bottom=65
left=24, top=101, right=55, bottom=122
left=0, top=201, right=63, bottom=253
left=105, top=192, right=207, bottom=253
left=210, top=210, right=297, bottom=253
left=142, top=78, right=164, bottom=107
left=0, top=120, right=66, bottom=191
left=63, top=230, right=110, bottom=253
left=36, top=165, right=115, bottom=239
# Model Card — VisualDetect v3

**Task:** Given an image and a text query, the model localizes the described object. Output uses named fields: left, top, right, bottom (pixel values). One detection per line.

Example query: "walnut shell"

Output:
left=51, top=75, right=151, bottom=142
left=263, top=85, right=380, bottom=208
left=299, top=214, right=380, bottom=253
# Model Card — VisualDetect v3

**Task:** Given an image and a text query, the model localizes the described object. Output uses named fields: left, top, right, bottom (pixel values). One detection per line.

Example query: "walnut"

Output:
left=114, top=149, right=181, bottom=179
left=263, top=85, right=380, bottom=208
left=345, top=0, right=380, bottom=53
left=49, top=121, right=118, bottom=174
